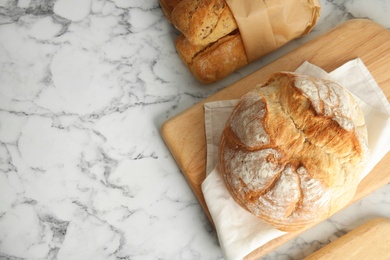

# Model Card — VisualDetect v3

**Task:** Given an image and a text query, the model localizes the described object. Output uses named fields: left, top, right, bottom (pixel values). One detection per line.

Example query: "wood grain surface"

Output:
left=304, top=218, right=390, bottom=260
left=161, top=19, right=390, bottom=259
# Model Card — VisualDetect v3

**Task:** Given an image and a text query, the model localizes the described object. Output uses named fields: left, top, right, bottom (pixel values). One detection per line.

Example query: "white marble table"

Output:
left=0, top=0, right=389, bottom=259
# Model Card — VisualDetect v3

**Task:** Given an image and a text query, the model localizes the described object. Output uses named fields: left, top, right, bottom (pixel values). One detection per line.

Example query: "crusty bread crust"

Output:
left=176, top=32, right=248, bottom=83
left=219, top=72, right=369, bottom=231
left=161, top=0, right=321, bottom=83
left=171, top=0, right=237, bottom=46
left=159, top=0, right=184, bottom=21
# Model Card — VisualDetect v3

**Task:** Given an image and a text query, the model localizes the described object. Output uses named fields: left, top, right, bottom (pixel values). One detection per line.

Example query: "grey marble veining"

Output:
left=0, top=0, right=390, bottom=259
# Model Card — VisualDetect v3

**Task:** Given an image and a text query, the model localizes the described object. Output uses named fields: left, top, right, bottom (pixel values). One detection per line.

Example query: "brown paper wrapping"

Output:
left=161, top=0, right=321, bottom=83
left=225, top=0, right=321, bottom=62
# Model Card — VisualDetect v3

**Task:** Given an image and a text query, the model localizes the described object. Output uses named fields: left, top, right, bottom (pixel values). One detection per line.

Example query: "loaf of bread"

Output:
left=218, top=72, right=369, bottom=231
left=171, top=0, right=237, bottom=46
left=162, top=0, right=321, bottom=83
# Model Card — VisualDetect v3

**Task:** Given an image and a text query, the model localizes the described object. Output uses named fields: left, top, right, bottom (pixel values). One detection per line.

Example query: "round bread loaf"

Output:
left=218, top=72, right=369, bottom=231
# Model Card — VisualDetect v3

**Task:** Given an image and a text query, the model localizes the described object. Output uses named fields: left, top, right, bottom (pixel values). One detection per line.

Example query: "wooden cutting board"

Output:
left=161, top=19, right=390, bottom=259
left=305, top=218, right=390, bottom=259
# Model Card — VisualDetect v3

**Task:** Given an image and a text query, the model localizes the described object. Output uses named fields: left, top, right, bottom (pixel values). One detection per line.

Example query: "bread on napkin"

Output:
left=218, top=72, right=369, bottom=231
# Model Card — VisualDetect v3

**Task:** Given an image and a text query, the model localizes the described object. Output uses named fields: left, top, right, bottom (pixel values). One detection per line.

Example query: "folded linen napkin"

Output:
left=201, top=58, right=390, bottom=260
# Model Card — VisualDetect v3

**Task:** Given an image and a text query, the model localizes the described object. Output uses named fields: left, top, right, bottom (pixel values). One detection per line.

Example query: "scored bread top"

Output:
left=218, top=72, right=369, bottom=231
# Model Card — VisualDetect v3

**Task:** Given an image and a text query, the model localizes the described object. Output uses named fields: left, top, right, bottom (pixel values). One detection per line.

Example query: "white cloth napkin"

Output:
left=201, top=58, right=390, bottom=260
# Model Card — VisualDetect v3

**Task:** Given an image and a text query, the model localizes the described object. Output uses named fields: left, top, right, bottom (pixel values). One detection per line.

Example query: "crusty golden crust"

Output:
left=176, top=32, right=248, bottom=84
left=159, top=0, right=184, bottom=21
left=164, top=0, right=321, bottom=83
left=219, top=72, right=369, bottom=231
left=171, top=0, right=237, bottom=46
left=175, top=34, right=205, bottom=65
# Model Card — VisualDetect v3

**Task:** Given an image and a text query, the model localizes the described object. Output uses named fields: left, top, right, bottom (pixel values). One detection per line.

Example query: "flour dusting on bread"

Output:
left=219, top=72, right=369, bottom=231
